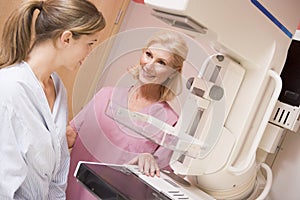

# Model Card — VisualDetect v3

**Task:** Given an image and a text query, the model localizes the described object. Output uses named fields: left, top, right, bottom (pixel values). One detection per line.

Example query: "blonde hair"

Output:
left=129, top=30, right=188, bottom=101
left=0, top=0, right=106, bottom=68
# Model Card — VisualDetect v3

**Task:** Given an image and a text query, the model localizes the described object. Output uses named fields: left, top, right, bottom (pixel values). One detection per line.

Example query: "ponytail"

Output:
left=0, top=0, right=105, bottom=68
left=0, top=1, right=42, bottom=68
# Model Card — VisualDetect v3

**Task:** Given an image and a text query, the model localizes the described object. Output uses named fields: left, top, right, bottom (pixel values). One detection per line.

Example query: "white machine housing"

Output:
left=137, top=0, right=300, bottom=199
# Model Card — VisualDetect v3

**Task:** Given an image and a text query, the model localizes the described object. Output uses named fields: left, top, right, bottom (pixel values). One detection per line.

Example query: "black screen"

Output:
left=279, top=40, right=300, bottom=106
left=76, top=163, right=171, bottom=200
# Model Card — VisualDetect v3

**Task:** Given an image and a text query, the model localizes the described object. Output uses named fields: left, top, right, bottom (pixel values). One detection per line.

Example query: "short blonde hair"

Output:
left=129, top=30, right=188, bottom=101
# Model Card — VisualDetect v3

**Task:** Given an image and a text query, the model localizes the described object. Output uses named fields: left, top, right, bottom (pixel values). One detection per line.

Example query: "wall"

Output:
left=0, top=1, right=20, bottom=35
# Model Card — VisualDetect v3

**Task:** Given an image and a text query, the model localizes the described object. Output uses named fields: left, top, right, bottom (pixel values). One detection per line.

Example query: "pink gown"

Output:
left=66, top=87, right=178, bottom=200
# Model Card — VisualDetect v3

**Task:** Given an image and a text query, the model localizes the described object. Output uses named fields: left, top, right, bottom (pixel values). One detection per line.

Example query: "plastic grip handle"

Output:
left=228, top=69, right=282, bottom=174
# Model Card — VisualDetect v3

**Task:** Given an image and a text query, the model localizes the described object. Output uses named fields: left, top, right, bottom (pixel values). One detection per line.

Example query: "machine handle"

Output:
left=228, top=69, right=282, bottom=174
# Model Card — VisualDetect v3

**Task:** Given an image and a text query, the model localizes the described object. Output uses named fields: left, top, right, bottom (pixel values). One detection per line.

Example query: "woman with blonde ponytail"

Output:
left=0, top=0, right=105, bottom=199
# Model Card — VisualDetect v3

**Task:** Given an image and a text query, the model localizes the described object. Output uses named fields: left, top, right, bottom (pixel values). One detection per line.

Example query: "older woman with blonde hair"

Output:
left=66, top=30, right=189, bottom=200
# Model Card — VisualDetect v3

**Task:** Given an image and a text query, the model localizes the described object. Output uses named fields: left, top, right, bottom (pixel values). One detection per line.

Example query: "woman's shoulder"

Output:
left=94, top=86, right=130, bottom=98
left=0, top=62, right=32, bottom=97
left=159, top=101, right=178, bottom=117
left=93, top=86, right=114, bottom=99
left=0, top=62, right=26, bottom=80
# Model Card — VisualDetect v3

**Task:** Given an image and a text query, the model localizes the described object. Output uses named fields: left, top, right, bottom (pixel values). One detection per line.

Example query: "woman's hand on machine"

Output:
left=127, top=153, right=160, bottom=177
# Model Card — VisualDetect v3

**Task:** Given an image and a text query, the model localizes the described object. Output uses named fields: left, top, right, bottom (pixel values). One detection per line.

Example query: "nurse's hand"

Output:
left=127, top=153, right=160, bottom=177
left=66, top=125, right=77, bottom=149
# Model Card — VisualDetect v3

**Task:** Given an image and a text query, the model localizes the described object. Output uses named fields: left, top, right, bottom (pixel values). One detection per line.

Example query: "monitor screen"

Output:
left=75, top=162, right=171, bottom=200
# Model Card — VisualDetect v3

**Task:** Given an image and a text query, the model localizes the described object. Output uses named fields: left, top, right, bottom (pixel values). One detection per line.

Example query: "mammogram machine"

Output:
left=75, top=1, right=300, bottom=199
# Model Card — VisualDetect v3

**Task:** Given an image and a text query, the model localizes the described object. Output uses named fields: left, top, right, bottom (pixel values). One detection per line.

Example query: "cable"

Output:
left=256, top=163, right=273, bottom=200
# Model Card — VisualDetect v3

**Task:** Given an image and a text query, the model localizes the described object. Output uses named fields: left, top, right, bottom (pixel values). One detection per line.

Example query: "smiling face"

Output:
left=62, top=31, right=100, bottom=71
left=138, top=44, right=177, bottom=85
